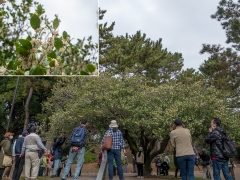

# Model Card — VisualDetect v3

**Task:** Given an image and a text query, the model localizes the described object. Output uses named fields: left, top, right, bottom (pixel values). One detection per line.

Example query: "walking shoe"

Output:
left=141, top=176, right=144, bottom=178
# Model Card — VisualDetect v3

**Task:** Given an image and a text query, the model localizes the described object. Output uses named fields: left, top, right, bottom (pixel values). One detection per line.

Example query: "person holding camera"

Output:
left=51, top=133, right=66, bottom=178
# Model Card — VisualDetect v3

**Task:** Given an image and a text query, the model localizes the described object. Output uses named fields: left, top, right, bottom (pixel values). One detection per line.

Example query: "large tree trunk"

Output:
left=124, top=128, right=171, bottom=175
left=23, top=87, right=33, bottom=130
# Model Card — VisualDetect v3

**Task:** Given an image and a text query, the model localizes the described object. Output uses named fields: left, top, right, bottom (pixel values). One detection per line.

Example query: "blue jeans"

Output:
left=61, top=147, right=85, bottom=180
left=52, top=159, right=60, bottom=176
left=212, top=160, right=233, bottom=180
left=107, top=149, right=124, bottom=180
left=177, top=155, right=195, bottom=180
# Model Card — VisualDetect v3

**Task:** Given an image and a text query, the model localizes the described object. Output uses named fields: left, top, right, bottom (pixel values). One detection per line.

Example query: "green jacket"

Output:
left=0, top=139, right=12, bottom=168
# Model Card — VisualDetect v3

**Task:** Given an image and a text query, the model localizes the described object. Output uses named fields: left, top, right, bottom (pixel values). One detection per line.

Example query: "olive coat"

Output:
left=0, top=139, right=12, bottom=168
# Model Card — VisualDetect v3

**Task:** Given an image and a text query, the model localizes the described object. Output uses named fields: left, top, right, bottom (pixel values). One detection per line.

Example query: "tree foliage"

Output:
left=0, top=77, right=55, bottom=137
left=200, top=0, right=240, bottom=107
left=41, top=74, right=240, bottom=173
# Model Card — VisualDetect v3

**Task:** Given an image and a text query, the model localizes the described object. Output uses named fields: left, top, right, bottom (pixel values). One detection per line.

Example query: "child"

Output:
left=160, top=161, right=169, bottom=176
left=38, top=152, right=47, bottom=176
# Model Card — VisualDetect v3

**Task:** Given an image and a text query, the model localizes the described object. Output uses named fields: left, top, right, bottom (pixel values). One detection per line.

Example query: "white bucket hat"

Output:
left=109, top=120, right=118, bottom=128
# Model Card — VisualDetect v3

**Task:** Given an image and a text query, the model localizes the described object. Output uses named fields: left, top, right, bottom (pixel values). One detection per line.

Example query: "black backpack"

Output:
left=217, top=130, right=236, bottom=158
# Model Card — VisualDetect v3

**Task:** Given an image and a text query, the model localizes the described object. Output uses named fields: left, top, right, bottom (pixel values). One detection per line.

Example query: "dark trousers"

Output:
left=12, top=155, right=25, bottom=180
left=175, top=168, right=181, bottom=177
left=137, top=164, right=143, bottom=176
left=38, top=167, right=45, bottom=176
left=0, top=168, right=5, bottom=180
left=157, top=166, right=161, bottom=175
left=57, top=168, right=62, bottom=177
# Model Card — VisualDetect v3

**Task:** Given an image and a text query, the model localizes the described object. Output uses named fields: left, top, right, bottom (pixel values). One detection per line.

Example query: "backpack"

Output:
left=217, top=129, right=236, bottom=158
left=71, top=126, right=85, bottom=147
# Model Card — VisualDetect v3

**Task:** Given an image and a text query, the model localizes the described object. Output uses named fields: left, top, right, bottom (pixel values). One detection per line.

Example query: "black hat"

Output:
left=174, top=119, right=182, bottom=126
left=81, top=119, right=88, bottom=124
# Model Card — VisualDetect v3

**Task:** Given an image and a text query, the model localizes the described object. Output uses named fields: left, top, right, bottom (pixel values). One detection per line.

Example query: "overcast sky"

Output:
left=37, top=0, right=98, bottom=43
left=100, top=0, right=228, bottom=70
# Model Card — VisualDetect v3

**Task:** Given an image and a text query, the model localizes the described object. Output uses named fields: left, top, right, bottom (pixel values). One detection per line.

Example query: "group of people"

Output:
left=0, top=119, right=89, bottom=180
left=170, top=117, right=235, bottom=180
left=154, top=154, right=170, bottom=176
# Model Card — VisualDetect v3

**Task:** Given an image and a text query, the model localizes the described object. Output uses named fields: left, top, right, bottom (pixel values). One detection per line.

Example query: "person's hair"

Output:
left=212, top=118, right=221, bottom=127
left=81, top=119, right=88, bottom=125
left=29, top=126, right=37, bottom=133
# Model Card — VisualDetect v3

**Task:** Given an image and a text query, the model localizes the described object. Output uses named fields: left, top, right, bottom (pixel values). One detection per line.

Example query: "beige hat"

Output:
left=109, top=120, right=118, bottom=128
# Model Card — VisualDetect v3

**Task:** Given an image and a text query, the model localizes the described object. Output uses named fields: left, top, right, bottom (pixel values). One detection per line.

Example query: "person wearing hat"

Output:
left=0, top=132, right=14, bottom=180
left=100, top=120, right=126, bottom=180
left=20, top=126, right=47, bottom=180
left=61, top=119, right=89, bottom=180
left=12, top=130, right=28, bottom=180
left=136, top=147, right=144, bottom=178
left=170, top=119, right=195, bottom=180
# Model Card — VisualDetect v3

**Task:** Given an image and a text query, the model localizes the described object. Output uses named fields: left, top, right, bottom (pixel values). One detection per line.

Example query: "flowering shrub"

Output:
left=0, top=0, right=98, bottom=75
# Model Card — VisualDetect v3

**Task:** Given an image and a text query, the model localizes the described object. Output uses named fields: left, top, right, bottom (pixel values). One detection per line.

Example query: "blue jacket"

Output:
left=15, top=137, right=24, bottom=155
left=53, top=137, right=66, bottom=160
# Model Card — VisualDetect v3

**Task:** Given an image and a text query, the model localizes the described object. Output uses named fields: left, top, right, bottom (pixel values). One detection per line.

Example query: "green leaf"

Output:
left=62, top=31, right=68, bottom=39
left=54, top=38, right=63, bottom=50
left=26, top=35, right=32, bottom=41
left=49, top=60, right=55, bottom=67
left=53, top=18, right=60, bottom=30
left=7, top=60, right=20, bottom=70
left=30, top=66, right=45, bottom=75
left=48, top=51, right=56, bottom=59
left=80, top=71, right=89, bottom=75
left=30, top=14, right=41, bottom=30
left=87, top=64, right=96, bottom=73
left=36, top=5, right=45, bottom=16
left=19, top=39, right=32, bottom=50
left=16, top=47, right=29, bottom=56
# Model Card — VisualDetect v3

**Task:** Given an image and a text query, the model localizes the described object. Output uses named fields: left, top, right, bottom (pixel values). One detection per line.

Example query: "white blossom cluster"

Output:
left=0, top=66, right=6, bottom=75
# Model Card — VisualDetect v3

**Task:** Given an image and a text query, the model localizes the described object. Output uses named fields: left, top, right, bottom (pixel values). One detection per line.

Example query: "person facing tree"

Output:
left=61, top=119, right=88, bottom=180
left=100, top=120, right=126, bottom=180
left=170, top=119, right=195, bottom=180
left=205, top=118, right=233, bottom=180
left=20, top=126, right=47, bottom=180
left=12, top=131, right=28, bottom=180
left=51, top=133, right=66, bottom=178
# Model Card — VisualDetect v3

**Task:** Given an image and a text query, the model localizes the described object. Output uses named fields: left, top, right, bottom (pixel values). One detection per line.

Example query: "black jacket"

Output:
left=205, top=126, right=228, bottom=162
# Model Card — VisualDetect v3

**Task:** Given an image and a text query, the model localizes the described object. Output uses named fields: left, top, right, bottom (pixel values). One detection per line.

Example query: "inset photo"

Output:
left=0, top=0, right=98, bottom=75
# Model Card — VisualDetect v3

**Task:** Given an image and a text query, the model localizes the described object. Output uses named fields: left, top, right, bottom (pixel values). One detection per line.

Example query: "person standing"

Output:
left=170, top=119, right=195, bottom=180
left=0, top=132, right=13, bottom=180
left=97, top=151, right=102, bottom=168
left=51, top=134, right=66, bottom=178
left=123, top=155, right=128, bottom=173
left=38, top=151, right=47, bottom=176
left=100, top=120, right=126, bottom=180
left=199, top=148, right=213, bottom=179
left=173, top=148, right=181, bottom=178
left=136, top=147, right=144, bottom=179
left=205, top=118, right=233, bottom=180
left=20, top=126, right=47, bottom=180
left=163, top=154, right=170, bottom=164
left=12, top=131, right=28, bottom=180
left=132, top=156, right=137, bottom=173
left=61, top=119, right=88, bottom=180
left=155, top=155, right=162, bottom=175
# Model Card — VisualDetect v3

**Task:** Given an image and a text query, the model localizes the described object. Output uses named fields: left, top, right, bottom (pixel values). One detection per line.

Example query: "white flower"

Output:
left=59, top=48, right=65, bottom=53
left=0, top=66, right=6, bottom=74
left=54, top=59, right=59, bottom=67
left=52, top=30, right=59, bottom=37
left=24, top=71, right=29, bottom=75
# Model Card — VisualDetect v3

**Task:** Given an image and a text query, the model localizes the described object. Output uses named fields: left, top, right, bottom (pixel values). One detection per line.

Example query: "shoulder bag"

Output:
left=2, top=147, right=12, bottom=167
left=102, top=131, right=112, bottom=150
